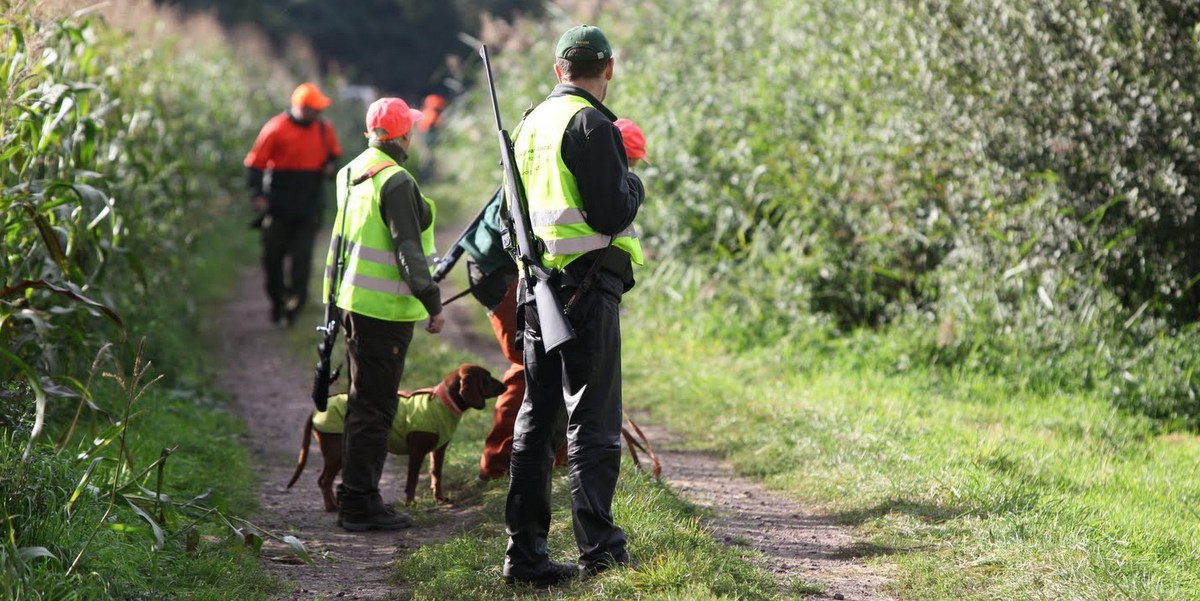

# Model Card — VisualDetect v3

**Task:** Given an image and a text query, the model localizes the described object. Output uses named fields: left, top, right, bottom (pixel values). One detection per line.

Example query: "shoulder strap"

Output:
left=352, top=160, right=398, bottom=186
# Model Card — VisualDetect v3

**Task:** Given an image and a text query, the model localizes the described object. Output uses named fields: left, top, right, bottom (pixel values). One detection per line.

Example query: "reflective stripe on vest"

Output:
left=513, top=95, right=644, bottom=270
left=322, top=146, right=437, bottom=322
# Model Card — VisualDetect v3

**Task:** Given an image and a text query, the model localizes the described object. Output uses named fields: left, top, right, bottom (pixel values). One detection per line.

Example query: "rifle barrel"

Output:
left=478, top=44, right=576, bottom=352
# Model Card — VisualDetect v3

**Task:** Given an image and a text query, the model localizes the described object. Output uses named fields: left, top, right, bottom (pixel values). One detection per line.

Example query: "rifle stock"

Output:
left=479, top=45, right=576, bottom=352
left=310, top=302, right=339, bottom=412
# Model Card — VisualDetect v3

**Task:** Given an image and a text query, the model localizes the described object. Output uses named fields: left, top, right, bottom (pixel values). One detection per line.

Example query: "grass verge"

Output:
left=622, top=287, right=1200, bottom=601
left=3, top=213, right=279, bottom=600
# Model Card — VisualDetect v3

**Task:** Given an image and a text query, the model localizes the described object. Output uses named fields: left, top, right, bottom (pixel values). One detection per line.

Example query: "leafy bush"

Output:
left=428, top=0, right=1200, bottom=426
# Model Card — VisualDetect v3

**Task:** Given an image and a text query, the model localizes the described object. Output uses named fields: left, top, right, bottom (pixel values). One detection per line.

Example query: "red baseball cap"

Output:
left=291, top=82, right=331, bottom=111
left=366, top=98, right=424, bottom=141
left=614, top=118, right=649, bottom=164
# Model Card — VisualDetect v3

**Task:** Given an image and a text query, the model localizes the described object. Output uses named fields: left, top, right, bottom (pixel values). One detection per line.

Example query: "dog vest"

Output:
left=313, top=385, right=462, bottom=455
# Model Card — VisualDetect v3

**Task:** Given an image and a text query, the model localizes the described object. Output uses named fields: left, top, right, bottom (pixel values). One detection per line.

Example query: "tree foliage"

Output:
left=153, top=0, right=543, bottom=95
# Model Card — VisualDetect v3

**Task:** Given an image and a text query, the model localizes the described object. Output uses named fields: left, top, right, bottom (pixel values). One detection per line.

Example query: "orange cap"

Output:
left=291, top=82, right=332, bottom=111
left=614, top=118, right=649, bottom=164
left=366, top=98, right=424, bottom=141
left=423, top=93, right=447, bottom=110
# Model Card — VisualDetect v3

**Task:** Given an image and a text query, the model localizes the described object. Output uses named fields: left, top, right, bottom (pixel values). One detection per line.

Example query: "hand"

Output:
left=252, top=195, right=269, bottom=213
left=425, top=312, right=445, bottom=334
left=322, top=163, right=336, bottom=179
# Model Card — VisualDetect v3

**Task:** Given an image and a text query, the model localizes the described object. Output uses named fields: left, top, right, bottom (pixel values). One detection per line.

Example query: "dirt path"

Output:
left=212, top=267, right=485, bottom=599
left=214, top=259, right=896, bottom=600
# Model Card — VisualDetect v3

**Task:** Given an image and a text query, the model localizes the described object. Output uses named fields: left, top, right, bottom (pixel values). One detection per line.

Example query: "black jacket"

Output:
left=538, top=84, right=644, bottom=299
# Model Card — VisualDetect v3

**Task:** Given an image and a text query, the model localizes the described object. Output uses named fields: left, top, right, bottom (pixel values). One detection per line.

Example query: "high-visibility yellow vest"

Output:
left=323, top=147, right=437, bottom=322
left=513, top=94, right=643, bottom=270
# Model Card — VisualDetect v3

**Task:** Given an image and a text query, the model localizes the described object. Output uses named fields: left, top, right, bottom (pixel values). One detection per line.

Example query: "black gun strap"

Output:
left=328, top=168, right=353, bottom=309
left=563, top=243, right=613, bottom=316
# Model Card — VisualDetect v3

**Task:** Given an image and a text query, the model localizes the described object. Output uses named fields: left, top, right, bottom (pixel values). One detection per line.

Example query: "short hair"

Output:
left=556, top=57, right=610, bottom=81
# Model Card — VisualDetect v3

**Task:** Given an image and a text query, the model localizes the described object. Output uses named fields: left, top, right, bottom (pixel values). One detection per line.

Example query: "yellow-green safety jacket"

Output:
left=323, top=147, right=437, bottom=322
left=514, top=94, right=643, bottom=270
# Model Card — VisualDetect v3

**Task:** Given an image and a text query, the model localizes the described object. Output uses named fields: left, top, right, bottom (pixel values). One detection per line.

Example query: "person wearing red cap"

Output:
left=244, top=82, right=342, bottom=326
left=466, top=122, right=650, bottom=488
left=322, top=97, right=445, bottom=532
left=502, top=24, right=644, bottom=587
left=417, top=93, right=447, bottom=134
left=614, top=118, right=649, bottom=168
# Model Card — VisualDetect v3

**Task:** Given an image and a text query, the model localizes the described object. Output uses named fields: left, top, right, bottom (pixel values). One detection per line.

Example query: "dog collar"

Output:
left=433, top=383, right=463, bottom=416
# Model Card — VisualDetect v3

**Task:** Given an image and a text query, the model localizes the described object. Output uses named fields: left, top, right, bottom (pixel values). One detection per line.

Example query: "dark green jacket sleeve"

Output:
left=379, top=172, right=442, bottom=317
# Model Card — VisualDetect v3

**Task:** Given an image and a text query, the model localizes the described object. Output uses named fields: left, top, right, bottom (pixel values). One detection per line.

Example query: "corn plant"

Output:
left=2, top=3, right=309, bottom=595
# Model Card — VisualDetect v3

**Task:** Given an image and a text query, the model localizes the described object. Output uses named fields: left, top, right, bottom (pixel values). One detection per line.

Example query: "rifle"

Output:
left=479, top=44, right=576, bottom=353
left=310, top=170, right=352, bottom=412
left=431, top=187, right=498, bottom=284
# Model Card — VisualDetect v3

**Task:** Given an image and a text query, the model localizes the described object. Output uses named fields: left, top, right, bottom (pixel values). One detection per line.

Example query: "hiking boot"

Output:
left=504, top=560, right=579, bottom=587
left=338, top=506, right=413, bottom=532
left=270, top=303, right=284, bottom=325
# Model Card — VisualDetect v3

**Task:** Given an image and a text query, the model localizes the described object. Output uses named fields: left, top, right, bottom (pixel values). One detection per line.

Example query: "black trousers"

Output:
left=260, top=216, right=319, bottom=312
left=337, top=310, right=414, bottom=515
left=504, top=290, right=628, bottom=575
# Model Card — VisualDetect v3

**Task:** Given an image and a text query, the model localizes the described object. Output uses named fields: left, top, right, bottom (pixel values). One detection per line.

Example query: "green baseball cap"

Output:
left=555, top=25, right=612, bottom=61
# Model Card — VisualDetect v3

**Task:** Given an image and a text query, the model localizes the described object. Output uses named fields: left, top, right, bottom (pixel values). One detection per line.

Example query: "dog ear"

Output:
left=457, top=365, right=492, bottom=410
left=486, top=374, right=506, bottom=398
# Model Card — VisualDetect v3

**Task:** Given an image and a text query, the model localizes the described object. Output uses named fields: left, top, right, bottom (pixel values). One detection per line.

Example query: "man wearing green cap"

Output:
left=502, top=24, right=644, bottom=586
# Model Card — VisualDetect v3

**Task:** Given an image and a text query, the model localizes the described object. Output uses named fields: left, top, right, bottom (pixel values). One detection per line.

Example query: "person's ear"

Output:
left=554, top=62, right=566, bottom=83
left=605, top=59, right=614, bottom=81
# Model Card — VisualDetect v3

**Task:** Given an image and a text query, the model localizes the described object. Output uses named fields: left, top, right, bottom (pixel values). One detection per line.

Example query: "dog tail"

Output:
left=621, top=410, right=662, bottom=480
left=286, top=413, right=314, bottom=489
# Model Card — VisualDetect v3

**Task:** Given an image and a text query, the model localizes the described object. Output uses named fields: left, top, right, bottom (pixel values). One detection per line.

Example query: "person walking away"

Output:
left=502, top=25, right=645, bottom=586
left=324, top=97, right=445, bottom=531
left=418, top=93, right=447, bottom=137
left=245, top=82, right=343, bottom=326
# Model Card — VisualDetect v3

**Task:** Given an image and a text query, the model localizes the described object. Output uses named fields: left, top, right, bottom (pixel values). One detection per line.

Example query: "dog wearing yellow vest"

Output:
left=287, top=363, right=506, bottom=510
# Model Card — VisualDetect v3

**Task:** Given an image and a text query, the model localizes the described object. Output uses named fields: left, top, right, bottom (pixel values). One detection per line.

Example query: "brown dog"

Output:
left=287, top=363, right=506, bottom=511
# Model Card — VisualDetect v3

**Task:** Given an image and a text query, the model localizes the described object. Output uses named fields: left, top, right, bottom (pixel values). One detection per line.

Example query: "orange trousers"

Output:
left=478, top=281, right=565, bottom=479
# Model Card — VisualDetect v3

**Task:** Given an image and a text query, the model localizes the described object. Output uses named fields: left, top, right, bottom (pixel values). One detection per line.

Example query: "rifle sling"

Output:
left=327, top=168, right=354, bottom=312
left=352, top=160, right=397, bottom=186
left=328, top=160, right=394, bottom=306
left=564, top=244, right=613, bottom=316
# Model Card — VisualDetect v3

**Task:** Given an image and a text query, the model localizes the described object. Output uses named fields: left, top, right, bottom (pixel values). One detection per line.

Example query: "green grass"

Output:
left=395, top=452, right=777, bottom=601
left=281, top=240, right=785, bottom=598
left=622, top=289, right=1200, bottom=601
left=3, top=214, right=279, bottom=600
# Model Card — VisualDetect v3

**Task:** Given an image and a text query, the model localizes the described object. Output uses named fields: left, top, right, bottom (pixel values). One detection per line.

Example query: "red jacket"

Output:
left=245, top=113, right=343, bottom=220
